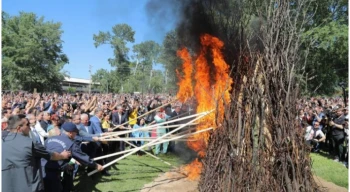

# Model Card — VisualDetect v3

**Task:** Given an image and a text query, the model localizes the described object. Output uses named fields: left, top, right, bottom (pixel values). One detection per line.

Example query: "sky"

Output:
left=3, top=0, right=178, bottom=79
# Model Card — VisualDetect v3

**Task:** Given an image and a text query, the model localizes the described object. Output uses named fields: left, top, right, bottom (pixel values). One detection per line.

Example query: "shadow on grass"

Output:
left=312, top=150, right=337, bottom=161
left=73, top=173, right=110, bottom=192
left=128, top=158, right=167, bottom=173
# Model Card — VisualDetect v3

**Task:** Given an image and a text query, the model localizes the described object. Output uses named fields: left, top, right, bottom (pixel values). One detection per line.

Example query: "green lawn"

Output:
left=73, top=153, right=183, bottom=192
left=311, top=153, right=348, bottom=188
left=72, top=151, right=348, bottom=192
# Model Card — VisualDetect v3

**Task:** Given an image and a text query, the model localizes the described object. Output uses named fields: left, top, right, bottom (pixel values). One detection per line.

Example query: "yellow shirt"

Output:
left=129, top=109, right=138, bottom=125
left=102, top=120, right=110, bottom=129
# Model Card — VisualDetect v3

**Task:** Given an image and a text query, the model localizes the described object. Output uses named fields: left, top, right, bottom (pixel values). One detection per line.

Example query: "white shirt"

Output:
left=305, top=126, right=325, bottom=141
left=34, top=121, right=48, bottom=145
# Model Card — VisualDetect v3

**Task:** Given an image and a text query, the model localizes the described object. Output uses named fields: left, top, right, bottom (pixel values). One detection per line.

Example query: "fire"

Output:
left=182, top=158, right=203, bottom=180
left=176, top=34, right=233, bottom=180
left=176, top=47, right=194, bottom=102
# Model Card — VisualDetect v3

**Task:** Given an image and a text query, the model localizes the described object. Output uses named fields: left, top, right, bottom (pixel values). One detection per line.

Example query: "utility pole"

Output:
left=89, top=65, right=92, bottom=94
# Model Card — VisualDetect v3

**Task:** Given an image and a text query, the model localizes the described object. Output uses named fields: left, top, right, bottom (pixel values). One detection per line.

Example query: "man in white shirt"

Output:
left=34, top=112, right=48, bottom=145
left=305, top=122, right=326, bottom=152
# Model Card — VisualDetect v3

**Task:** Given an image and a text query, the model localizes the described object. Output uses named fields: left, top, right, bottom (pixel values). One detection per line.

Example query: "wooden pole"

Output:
left=93, top=127, right=214, bottom=161
left=88, top=110, right=214, bottom=176
left=111, top=100, right=175, bottom=131
left=122, top=140, right=173, bottom=166
left=103, top=138, right=194, bottom=141
left=102, top=112, right=203, bottom=139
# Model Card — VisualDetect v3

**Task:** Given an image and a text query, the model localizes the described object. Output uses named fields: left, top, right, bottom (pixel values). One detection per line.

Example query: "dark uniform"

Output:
left=2, top=131, right=52, bottom=192
left=42, top=123, right=98, bottom=192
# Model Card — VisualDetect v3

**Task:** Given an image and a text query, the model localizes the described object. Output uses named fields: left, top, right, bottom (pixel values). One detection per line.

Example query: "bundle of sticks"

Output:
left=88, top=108, right=215, bottom=176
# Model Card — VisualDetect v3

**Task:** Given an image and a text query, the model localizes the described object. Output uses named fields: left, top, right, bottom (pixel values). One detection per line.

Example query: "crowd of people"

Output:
left=297, top=96, right=348, bottom=167
left=1, top=91, right=194, bottom=192
left=2, top=91, right=348, bottom=192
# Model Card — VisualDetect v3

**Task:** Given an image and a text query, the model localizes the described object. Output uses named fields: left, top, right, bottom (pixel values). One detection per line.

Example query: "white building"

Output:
left=62, top=77, right=100, bottom=92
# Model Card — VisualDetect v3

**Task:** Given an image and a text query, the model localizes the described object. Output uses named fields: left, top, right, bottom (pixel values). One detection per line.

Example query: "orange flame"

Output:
left=182, top=158, right=203, bottom=180
left=176, top=48, right=194, bottom=102
left=176, top=34, right=233, bottom=180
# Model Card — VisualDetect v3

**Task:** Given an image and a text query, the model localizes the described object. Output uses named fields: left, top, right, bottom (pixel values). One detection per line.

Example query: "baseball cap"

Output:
left=61, top=122, right=78, bottom=132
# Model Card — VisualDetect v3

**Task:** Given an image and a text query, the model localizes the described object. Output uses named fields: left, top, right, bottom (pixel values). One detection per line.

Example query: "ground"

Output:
left=73, top=145, right=348, bottom=192
left=141, top=171, right=347, bottom=192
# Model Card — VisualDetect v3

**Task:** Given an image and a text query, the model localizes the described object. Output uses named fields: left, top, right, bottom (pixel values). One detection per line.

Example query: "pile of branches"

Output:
left=199, top=0, right=319, bottom=191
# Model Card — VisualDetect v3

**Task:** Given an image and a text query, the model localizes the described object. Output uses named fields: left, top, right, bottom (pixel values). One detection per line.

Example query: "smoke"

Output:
left=145, top=0, right=216, bottom=51
left=145, top=0, right=184, bottom=37
left=176, top=0, right=216, bottom=53
left=145, top=0, right=247, bottom=78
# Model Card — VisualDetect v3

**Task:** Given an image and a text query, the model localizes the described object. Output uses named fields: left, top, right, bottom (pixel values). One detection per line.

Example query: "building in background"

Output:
left=62, top=77, right=100, bottom=93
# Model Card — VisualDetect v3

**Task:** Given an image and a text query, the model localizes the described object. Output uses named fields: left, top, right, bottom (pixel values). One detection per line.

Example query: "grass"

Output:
left=72, top=149, right=348, bottom=191
left=73, top=152, right=184, bottom=192
left=311, top=152, right=348, bottom=188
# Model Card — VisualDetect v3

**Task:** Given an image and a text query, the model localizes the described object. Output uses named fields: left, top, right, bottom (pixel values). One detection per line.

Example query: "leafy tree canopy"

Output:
left=2, top=11, right=69, bottom=92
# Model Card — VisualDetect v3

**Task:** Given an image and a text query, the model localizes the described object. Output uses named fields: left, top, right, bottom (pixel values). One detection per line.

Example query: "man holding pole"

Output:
left=42, top=122, right=103, bottom=192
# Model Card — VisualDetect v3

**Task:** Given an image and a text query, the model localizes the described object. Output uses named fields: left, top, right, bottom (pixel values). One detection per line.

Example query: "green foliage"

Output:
left=93, top=25, right=168, bottom=94
left=133, top=40, right=161, bottom=65
left=300, top=0, right=348, bottom=95
left=66, top=87, right=76, bottom=93
left=149, top=70, right=166, bottom=93
left=158, top=30, right=182, bottom=93
left=2, top=11, right=69, bottom=92
left=93, top=23, right=135, bottom=69
left=93, top=24, right=138, bottom=92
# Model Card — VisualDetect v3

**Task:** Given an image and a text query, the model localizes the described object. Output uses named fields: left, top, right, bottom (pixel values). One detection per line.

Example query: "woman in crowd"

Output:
left=132, top=118, right=149, bottom=148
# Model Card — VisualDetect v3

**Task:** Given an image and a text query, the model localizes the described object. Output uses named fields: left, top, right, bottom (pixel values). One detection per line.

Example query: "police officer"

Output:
left=42, top=122, right=104, bottom=192
left=2, top=114, right=71, bottom=192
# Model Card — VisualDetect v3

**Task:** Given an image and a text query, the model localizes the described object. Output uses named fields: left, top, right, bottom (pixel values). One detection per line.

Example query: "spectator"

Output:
left=313, top=106, right=326, bottom=131
left=152, top=108, right=171, bottom=155
left=111, top=105, right=129, bottom=153
left=305, top=122, right=326, bottom=152
left=90, top=108, right=111, bottom=176
left=40, top=111, right=51, bottom=132
left=132, top=118, right=149, bottom=148
left=42, top=122, right=103, bottom=192
left=330, top=108, right=346, bottom=162
left=2, top=114, right=71, bottom=192
left=34, top=111, right=48, bottom=145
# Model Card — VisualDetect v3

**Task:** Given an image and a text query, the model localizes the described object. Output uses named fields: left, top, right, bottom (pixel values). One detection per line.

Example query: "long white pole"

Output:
left=122, top=139, right=173, bottom=166
left=93, top=127, right=214, bottom=161
left=102, top=112, right=203, bottom=139
left=88, top=110, right=214, bottom=176
left=111, top=100, right=174, bottom=131
left=103, top=138, right=194, bottom=141
left=106, top=123, right=197, bottom=137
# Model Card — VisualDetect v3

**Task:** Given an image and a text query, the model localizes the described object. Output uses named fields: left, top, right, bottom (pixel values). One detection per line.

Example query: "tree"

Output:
left=93, top=24, right=135, bottom=80
left=132, top=40, right=161, bottom=91
left=158, top=30, right=183, bottom=93
left=92, top=69, right=112, bottom=93
left=300, top=0, right=348, bottom=95
left=2, top=12, right=69, bottom=92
